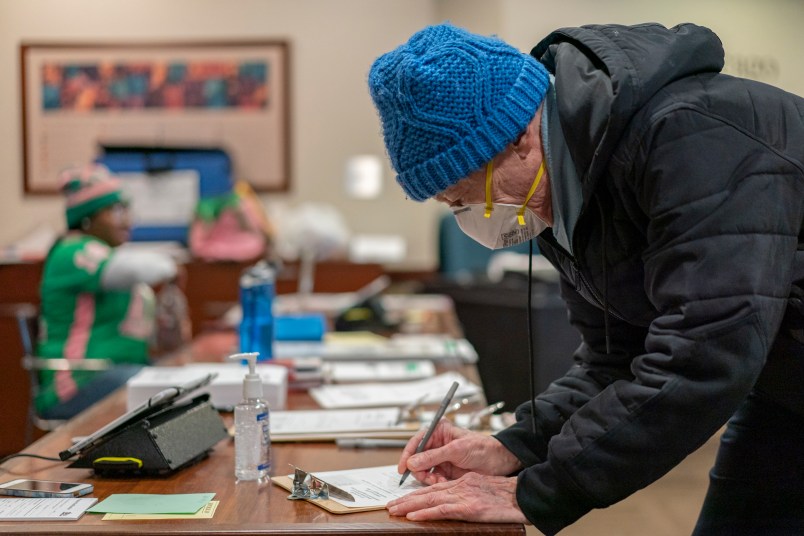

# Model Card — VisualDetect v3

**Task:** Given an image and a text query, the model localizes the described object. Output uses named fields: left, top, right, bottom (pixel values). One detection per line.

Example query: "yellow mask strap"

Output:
left=484, top=161, right=494, bottom=218
left=516, top=162, right=546, bottom=226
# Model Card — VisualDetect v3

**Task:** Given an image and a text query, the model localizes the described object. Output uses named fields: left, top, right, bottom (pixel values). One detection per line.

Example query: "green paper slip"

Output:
left=88, top=493, right=216, bottom=514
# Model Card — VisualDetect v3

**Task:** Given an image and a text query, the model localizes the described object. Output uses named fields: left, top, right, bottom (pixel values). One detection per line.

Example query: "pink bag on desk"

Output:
left=189, top=181, right=273, bottom=261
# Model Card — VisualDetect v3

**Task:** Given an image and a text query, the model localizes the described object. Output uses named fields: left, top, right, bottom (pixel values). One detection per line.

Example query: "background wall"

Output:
left=0, top=0, right=801, bottom=270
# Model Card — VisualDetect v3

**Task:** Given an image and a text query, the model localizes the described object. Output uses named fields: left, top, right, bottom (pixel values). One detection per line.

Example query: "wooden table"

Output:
left=0, top=331, right=524, bottom=536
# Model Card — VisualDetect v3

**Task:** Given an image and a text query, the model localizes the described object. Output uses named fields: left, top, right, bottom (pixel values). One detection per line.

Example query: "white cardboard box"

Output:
left=126, top=363, right=288, bottom=411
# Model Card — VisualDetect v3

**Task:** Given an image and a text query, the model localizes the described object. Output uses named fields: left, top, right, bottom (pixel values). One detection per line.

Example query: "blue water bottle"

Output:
left=239, top=261, right=275, bottom=360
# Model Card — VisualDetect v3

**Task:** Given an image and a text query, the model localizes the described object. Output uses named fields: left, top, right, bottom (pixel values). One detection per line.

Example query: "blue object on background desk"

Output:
left=275, top=314, right=326, bottom=341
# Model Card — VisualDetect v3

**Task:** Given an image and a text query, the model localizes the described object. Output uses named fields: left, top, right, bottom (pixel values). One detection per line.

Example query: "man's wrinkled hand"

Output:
left=397, top=418, right=522, bottom=485
left=387, top=473, right=527, bottom=523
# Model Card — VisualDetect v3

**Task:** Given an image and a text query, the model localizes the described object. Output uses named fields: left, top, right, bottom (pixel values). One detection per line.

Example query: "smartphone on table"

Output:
left=0, top=479, right=93, bottom=498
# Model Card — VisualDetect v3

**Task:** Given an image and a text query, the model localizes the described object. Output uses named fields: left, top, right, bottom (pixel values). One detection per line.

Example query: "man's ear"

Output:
left=511, top=108, right=541, bottom=160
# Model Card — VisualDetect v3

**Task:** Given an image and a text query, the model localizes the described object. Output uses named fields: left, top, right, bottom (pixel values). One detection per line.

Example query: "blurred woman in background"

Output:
left=37, top=164, right=178, bottom=420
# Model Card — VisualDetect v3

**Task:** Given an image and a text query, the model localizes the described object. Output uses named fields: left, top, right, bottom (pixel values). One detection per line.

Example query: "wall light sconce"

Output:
left=344, top=154, right=383, bottom=199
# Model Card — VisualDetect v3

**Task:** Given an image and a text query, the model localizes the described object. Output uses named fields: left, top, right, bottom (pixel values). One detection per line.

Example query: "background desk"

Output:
left=184, top=260, right=386, bottom=335
left=0, top=331, right=524, bottom=536
left=0, top=258, right=386, bottom=456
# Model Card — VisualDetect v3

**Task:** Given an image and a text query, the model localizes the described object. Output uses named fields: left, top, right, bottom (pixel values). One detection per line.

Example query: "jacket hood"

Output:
left=532, top=23, right=725, bottom=207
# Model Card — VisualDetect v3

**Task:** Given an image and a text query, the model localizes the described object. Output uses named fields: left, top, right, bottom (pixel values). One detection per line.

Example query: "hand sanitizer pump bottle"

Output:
left=230, top=352, right=271, bottom=481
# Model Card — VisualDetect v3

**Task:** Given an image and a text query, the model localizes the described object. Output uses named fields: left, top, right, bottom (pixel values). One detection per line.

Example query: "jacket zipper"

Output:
left=541, top=233, right=627, bottom=322
left=571, top=264, right=625, bottom=321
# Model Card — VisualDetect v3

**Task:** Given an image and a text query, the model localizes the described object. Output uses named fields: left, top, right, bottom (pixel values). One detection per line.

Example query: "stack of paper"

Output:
left=271, top=357, right=325, bottom=390
left=309, top=371, right=481, bottom=409
left=270, top=407, right=417, bottom=442
left=322, top=360, right=436, bottom=383
left=0, top=498, right=97, bottom=521
left=275, top=334, right=478, bottom=363
left=86, top=493, right=216, bottom=521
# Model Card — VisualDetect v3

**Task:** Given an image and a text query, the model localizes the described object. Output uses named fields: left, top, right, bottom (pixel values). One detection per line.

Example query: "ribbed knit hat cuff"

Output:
left=396, top=57, right=548, bottom=201
left=66, top=190, right=126, bottom=228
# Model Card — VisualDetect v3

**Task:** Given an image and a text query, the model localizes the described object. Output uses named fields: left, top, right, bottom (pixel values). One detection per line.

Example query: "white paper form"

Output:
left=271, top=407, right=402, bottom=436
left=274, top=335, right=478, bottom=364
left=323, top=360, right=436, bottom=383
left=296, top=465, right=424, bottom=508
left=317, top=335, right=478, bottom=363
left=0, top=497, right=98, bottom=521
left=309, top=371, right=481, bottom=409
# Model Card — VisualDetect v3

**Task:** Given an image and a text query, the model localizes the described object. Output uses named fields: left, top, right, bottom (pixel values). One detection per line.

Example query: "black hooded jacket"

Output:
left=493, top=23, right=804, bottom=534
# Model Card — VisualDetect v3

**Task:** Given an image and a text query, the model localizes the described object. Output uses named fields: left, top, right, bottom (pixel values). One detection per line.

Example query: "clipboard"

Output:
left=270, top=475, right=383, bottom=514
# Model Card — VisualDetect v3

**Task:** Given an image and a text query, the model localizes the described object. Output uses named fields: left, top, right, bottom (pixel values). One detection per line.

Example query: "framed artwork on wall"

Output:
left=20, top=40, right=291, bottom=194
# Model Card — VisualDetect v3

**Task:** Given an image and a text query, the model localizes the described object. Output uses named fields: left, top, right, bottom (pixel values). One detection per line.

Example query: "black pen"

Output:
left=398, top=380, right=460, bottom=486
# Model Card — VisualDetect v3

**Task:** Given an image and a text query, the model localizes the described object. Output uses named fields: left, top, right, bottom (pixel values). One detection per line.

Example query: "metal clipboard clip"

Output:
left=396, top=393, right=428, bottom=424
left=468, top=401, right=506, bottom=430
left=287, top=464, right=356, bottom=502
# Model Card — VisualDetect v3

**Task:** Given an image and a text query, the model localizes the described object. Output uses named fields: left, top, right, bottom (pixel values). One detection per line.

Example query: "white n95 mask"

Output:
left=452, top=161, right=548, bottom=250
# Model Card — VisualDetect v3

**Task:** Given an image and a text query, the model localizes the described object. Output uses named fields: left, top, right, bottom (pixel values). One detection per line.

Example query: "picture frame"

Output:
left=20, top=40, right=291, bottom=194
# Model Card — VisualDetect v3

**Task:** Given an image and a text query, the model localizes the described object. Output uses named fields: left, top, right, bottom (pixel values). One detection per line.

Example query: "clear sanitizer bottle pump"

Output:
left=230, top=352, right=271, bottom=481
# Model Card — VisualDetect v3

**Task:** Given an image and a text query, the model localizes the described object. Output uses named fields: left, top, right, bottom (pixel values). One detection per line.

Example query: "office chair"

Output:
left=16, top=304, right=112, bottom=445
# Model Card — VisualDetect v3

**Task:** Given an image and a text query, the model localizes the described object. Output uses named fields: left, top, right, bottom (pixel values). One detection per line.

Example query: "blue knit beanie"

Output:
left=368, top=23, right=549, bottom=201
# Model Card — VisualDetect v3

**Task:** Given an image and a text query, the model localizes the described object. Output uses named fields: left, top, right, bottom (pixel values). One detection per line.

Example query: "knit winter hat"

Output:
left=59, top=163, right=128, bottom=228
left=368, top=23, right=549, bottom=201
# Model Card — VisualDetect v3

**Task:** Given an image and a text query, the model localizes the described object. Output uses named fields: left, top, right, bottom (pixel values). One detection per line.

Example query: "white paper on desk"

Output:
left=271, top=407, right=402, bottom=436
left=0, top=497, right=98, bottom=521
left=290, top=465, right=423, bottom=508
left=323, top=334, right=478, bottom=363
left=275, top=335, right=478, bottom=363
left=323, top=360, right=436, bottom=383
left=309, top=371, right=480, bottom=409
